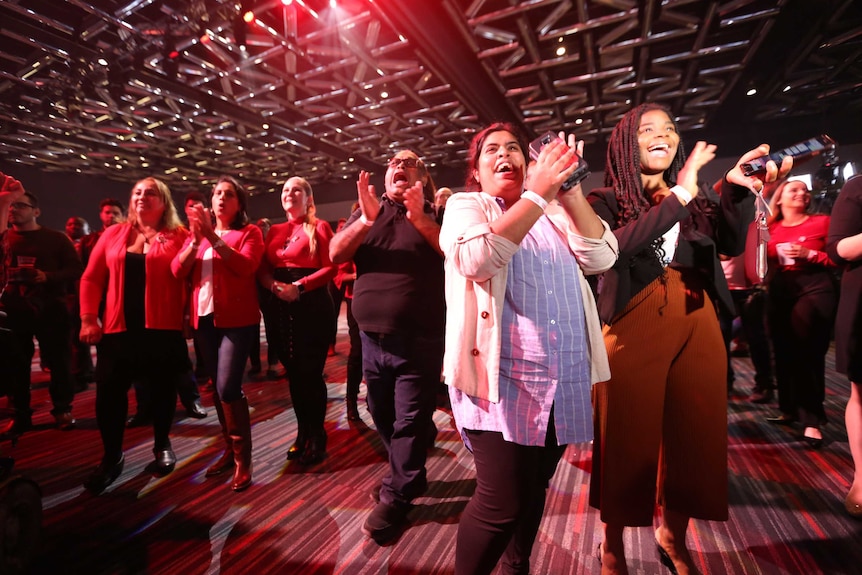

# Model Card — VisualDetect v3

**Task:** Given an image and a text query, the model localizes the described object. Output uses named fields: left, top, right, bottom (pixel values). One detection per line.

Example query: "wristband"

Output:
left=292, top=282, right=305, bottom=294
left=669, top=185, right=693, bottom=205
left=359, top=213, right=375, bottom=226
left=520, top=190, right=548, bottom=211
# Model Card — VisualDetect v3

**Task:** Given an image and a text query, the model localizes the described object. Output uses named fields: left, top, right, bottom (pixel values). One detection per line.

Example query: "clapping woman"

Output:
left=80, top=177, right=189, bottom=494
left=259, top=177, right=337, bottom=465
left=173, top=175, right=263, bottom=491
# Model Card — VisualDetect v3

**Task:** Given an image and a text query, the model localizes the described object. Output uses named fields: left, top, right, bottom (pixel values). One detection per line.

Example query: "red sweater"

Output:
left=259, top=217, right=337, bottom=291
left=767, top=214, right=836, bottom=271
left=172, top=224, right=264, bottom=328
left=80, top=223, right=189, bottom=333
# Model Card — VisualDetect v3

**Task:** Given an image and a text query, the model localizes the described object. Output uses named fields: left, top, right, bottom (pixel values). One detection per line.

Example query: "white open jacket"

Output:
left=439, top=191, right=619, bottom=403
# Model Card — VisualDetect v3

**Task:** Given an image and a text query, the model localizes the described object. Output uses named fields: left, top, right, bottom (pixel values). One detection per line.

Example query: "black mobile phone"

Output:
left=741, top=134, right=836, bottom=176
left=528, top=131, right=590, bottom=190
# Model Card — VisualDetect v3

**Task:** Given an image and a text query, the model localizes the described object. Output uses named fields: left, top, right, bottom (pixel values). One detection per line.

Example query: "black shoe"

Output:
left=749, top=388, right=774, bottom=404
left=54, top=411, right=76, bottom=431
left=286, top=434, right=307, bottom=461
left=84, top=454, right=125, bottom=494
left=766, top=414, right=796, bottom=426
left=0, top=417, right=32, bottom=438
left=299, top=434, right=327, bottom=465
left=153, top=449, right=177, bottom=475
left=362, top=501, right=410, bottom=545
left=266, top=367, right=284, bottom=380
left=656, top=542, right=679, bottom=575
left=803, top=427, right=823, bottom=449
left=184, top=400, right=207, bottom=419
left=126, top=413, right=151, bottom=428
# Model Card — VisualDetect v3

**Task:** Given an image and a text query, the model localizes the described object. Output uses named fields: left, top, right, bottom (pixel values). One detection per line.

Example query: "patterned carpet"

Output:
left=5, top=312, right=862, bottom=575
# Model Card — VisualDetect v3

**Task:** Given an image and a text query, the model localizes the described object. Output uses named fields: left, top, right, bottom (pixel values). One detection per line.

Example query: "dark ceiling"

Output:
left=1, top=0, right=860, bottom=198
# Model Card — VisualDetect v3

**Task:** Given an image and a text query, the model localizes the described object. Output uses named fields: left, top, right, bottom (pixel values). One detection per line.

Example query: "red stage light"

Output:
left=168, top=49, right=180, bottom=59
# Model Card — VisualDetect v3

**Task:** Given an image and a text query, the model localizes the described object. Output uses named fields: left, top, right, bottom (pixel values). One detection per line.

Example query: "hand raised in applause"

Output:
left=356, top=171, right=380, bottom=223
left=526, top=137, right=579, bottom=202
left=403, top=181, right=427, bottom=224
left=675, top=141, right=718, bottom=200
left=0, top=172, right=25, bottom=205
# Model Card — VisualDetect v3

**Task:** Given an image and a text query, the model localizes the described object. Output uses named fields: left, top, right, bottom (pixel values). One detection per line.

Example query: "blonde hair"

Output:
left=126, top=177, right=183, bottom=232
left=768, top=179, right=811, bottom=225
left=286, top=176, right=320, bottom=257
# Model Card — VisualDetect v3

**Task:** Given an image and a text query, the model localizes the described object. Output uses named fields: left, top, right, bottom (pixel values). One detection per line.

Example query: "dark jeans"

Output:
left=95, top=330, right=186, bottom=461
left=1, top=298, right=74, bottom=418
left=360, top=330, right=443, bottom=505
left=455, top=425, right=566, bottom=575
left=195, top=315, right=257, bottom=402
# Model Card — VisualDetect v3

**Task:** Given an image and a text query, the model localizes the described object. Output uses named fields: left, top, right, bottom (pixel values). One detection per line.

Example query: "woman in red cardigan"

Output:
left=259, top=176, right=337, bottom=465
left=173, top=175, right=263, bottom=491
left=79, top=176, right=189, bottom=494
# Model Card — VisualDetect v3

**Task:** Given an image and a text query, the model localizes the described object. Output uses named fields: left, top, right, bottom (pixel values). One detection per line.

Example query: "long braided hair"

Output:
left=604, top=102, right=686, bottom=228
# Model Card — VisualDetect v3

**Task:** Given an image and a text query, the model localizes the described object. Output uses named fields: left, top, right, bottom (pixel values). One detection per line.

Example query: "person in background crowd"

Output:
left=73, top=199, right=126, bottom=391
left=327, top=217, right=349, bottom=357
left=65, top=215, right=94, bottom=389
left=248, top=217, right=280, bottom=378
left=65, top=216, right=90, bottom=247
left=0, top=175, right=82, bottom=436
left=440, top=123, right=617, bottom=575
left=259, top=176, right=336, bottom=465
left=332, top=211, right=362, bottom=421
left=330, top=150, right=444, bottom=545
left=173, top=175, right=263, bottom=492
left=586, top=102, right=791, bottom=575
left=764, top=179, right=837, bottom=449
left=79, top=199, right=125, bottom=268
left=79, top=176, right=189, bottom=494
left=434, top=186, right=453, bottom=215
left=825, top=175, right=862, bottom=518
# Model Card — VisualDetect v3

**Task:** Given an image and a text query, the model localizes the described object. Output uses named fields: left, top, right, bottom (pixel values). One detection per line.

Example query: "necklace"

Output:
left=136, top=225, right=161, bottom=244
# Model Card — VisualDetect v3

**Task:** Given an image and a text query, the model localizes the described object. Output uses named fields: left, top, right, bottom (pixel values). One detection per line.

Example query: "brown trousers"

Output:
left=590, top=268, right=729, bottom=526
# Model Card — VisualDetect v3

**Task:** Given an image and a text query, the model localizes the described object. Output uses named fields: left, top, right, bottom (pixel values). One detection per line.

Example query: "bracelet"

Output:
left=212, top=238, right=226, bottom=249
left=669, top=184, right=693, bottom=205
left=190, top=242, right=200, bottom=250
left=292, top=282, right=305, bottom=294
left=359, top=213, right=375, bottom=226
left=520, top=190, right=548, bottom=211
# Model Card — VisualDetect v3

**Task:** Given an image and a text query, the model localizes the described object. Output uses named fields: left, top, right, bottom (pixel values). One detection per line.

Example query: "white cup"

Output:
left=776, top=242, right=794, bottom=266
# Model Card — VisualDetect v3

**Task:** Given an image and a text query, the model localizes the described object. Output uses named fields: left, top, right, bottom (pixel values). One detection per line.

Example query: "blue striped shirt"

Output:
left=450, top=213, right=593, bottom=446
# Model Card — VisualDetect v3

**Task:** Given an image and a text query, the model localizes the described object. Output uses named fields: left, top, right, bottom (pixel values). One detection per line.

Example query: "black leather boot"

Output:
left=206, top=397, right=234, bottom=477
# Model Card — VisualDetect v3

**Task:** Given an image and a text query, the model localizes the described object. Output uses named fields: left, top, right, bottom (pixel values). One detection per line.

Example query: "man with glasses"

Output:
left=330, top=151, right=445, bottom=545
left=0, top=177, right=83, bottom=436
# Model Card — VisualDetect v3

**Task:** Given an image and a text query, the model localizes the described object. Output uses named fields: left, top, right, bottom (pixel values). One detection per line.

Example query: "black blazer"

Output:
left=587, top=180, right=755, bottom=325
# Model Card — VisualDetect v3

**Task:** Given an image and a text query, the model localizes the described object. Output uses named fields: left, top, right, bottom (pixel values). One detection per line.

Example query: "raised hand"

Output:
left=0, top=172, right=25, bottom=205
left=526, top=139, right=579, bottom=202
left=356, top=170, right=380, bottom=222
left=676, top=141, right=717, bottom=199
left=403, top=181, right=426, bottom=223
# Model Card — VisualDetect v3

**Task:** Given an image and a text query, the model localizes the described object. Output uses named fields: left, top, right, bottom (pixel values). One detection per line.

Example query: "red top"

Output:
left=80, top=223, right=189, bottom=333
left=768, top=214, right=836, bottom=271
left=259, top=217, right=337, bottom=290
left=172, top=224, right=265, bottom=329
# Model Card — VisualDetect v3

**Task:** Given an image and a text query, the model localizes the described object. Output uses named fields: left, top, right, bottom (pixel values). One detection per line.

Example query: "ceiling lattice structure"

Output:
left=0, top=0, right=860, bottom=197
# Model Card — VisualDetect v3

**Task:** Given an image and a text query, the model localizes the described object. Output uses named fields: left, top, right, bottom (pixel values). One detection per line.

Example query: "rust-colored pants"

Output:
left=590, top=268, right=729, bottom=526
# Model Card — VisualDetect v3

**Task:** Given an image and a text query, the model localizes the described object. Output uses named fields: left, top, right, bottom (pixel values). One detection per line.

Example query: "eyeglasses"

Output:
left=387, top=157, right=422, bottom=169
left=11, top=202, right=34, bottom=209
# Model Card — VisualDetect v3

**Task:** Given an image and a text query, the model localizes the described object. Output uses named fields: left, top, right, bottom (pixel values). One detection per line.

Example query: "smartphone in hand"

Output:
left=528, top=131, right=590, bottom=190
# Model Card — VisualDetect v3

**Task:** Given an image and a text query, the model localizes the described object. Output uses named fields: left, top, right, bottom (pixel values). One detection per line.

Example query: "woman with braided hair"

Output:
left=586, top=103, right=792, bottom=575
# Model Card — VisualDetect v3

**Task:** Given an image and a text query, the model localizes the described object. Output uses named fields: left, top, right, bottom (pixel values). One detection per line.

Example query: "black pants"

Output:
left=272, top=268, right=333, bottom=439
left=719, top=288, right=773, bottom=389
left=94, top=330, right=186, bottom=461
left=1, top=299, right=74, bottom=419
left=345, top=298, right=363, bottom=401
left=455, top=423, right=566, bottom=575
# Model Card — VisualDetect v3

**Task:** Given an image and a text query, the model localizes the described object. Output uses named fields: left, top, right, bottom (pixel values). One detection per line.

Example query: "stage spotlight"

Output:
left=281, top=0, right=292, bottom=5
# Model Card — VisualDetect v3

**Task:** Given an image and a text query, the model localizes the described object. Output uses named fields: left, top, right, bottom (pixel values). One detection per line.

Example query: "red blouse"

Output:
left=259, top=217, right=337, bottom=291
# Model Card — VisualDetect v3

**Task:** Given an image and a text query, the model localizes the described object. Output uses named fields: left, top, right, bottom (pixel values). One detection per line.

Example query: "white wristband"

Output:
left=359, top=213, right=375, bottom=226
left=521, top=190, right=548, bottom=211
left=669, top=185, right=693, bottom=205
